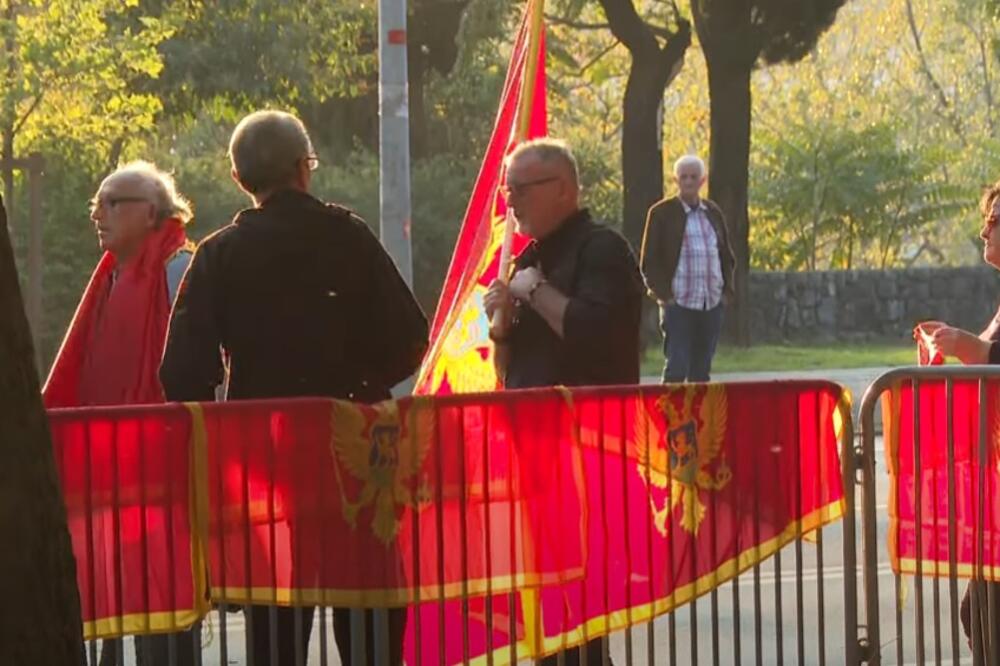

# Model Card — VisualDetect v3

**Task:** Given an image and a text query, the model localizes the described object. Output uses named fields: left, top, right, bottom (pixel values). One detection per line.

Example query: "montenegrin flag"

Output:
left=49, top=382, right=847, bottom=654
left=414, top=0, right=547, bottom=395
left=882, top=377, right=1000, bottom=578
left=404, top=381, right=848, bottom=664
left=50, top=404, right=209, bottom=640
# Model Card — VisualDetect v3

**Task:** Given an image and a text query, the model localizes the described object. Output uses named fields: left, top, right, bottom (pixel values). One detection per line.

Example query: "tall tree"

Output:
left=0, top=194, right=83, bottom=663
left=0, top=0, right=171, bottom=218
left=596, top=0, right=691, bottom=250
left=691, top=0, right=846, bottom=344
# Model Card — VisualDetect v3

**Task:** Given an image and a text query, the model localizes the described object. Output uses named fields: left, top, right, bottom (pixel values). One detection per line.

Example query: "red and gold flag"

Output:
left=49, top=381, right=847, bottom=651
left=406, top=382, right=849, bottom=664
left=414, top=0, right=547, bottom=395
left=51, top=404, right=208, bottom=640
left=193, top=395, right=586, bottom=607
left=883, top=378, right=1000, bottom=577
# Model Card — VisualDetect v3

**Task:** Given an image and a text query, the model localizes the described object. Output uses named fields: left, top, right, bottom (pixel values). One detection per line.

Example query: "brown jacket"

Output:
left=639, top=196, right=736, bottom=304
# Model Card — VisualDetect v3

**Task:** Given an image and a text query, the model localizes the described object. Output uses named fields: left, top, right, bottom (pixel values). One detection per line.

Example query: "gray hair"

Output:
left=673, top=154, right=706, bottom=178
left=107, top=160, right=193, bottom=225
left=506, top=137, right=579, bottom=186
left=229, top=110, right=314, bottom=194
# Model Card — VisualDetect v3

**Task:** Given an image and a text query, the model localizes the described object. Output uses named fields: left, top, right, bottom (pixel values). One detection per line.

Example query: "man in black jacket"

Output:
left=160, top=110, right=427, bottom=665
left=484, top=137, right=642, bottom=666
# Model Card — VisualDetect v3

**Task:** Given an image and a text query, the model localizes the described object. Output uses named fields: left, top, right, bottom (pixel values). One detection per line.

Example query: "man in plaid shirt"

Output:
left=639, top=155, right=736, bottom=382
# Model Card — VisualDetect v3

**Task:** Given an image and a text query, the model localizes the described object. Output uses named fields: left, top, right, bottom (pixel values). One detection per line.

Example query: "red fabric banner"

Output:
left=406, top=382, right=849, bottom=663
left=415, top=0, right=546, bottom=395
left=51, top=404, right=207, bottom=640
left=883, top=379, right=1000, bottom=577
left=194, top=396, right=586, bottom=607
left=49, top=381, right=847, bottom=652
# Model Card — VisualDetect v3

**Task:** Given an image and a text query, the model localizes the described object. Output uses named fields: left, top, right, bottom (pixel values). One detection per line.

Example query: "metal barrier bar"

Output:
left=914, top=377, right=926, bottom=664
left=947, top=377, right=960, bottom=665
left=858, top=365, right=1000, bottom=666
left=841, top=385, right=862, bottom=666
left=980, top=377, right=993, bottom=664
left=753, top=434, right=764, bottom=666
left=795, top=413, right=805, bottom=666
left=72, top=380, right=865, bottom=666
left=710, top=479, right=720, bottom=666
left=732, top=561, right=741, bottom=666
left=618, top=396, right=635, bottom=666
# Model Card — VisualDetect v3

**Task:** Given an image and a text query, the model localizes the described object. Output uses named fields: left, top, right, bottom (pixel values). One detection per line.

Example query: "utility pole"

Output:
left=378, top=0, right=414, bottom=286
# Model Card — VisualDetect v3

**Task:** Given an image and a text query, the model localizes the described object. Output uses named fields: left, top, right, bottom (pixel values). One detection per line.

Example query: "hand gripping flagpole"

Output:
left=491, top=0, right=545, bottom=339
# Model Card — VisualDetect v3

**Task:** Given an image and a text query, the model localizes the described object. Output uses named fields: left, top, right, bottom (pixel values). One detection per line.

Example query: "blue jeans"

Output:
left=661, top=302, right=724, bottom=383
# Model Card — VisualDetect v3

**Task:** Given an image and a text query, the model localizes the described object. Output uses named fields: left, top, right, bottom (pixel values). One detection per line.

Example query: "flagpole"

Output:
left=491, top=0, right=545, bottom=335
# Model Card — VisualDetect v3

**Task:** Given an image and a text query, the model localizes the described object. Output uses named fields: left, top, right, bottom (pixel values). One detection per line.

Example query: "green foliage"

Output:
left=750, top=120, right=964, bottom=270
left=10, top=0, right=1000, bottom=369
left=1, top=0, right=172, bottom=158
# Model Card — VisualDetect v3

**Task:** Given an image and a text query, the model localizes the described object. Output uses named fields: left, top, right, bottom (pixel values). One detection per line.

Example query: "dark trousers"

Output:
left=126, top=629, right=198, bottom=666
left=249, top=605, right=406, bottom=666
left=661, top=302, right=723, bottom=383
left=106, top=606, right=405, bottom=666
left=539, top=637, right=610, bottom=666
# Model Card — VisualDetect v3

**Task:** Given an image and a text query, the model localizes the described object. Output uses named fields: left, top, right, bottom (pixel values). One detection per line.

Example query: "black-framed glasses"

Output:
left=304, top=154, right=319, bottom=171
left=88, top=195, right=150, bottom=215
left=502, top=175, right=559, bottom=198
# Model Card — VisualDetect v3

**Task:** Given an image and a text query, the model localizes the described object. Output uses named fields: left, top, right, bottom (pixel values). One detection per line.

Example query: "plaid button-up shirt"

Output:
left=670, top=200, right=723, bottom=310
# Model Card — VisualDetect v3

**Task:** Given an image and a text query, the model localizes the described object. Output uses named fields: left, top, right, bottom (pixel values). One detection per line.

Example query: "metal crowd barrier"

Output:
left=70, top=381, right=863, bottom=666
left=857, top=365, right=1000, bottom=666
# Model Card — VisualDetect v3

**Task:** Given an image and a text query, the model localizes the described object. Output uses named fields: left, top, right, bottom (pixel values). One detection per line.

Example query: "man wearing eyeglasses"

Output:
left=485, top=138, right=643, bottom=390
left=44, top=160, right=194, bottom=408
left=42, top=161, right=195, bottom=666
left=160, top=110, right=428, bottom=666
left=484, top=138, right=642, bottom=666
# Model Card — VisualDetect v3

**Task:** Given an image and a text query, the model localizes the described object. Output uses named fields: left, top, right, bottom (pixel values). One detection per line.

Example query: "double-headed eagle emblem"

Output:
left=330, top=400, right=434, bottom=545
left=634, top=385, right=732, bottom=536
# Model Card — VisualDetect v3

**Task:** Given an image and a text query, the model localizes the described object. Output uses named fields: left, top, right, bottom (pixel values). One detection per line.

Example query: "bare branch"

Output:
left=11, top=92, right=44, bottom=139
left=544, top=14, right=610, bottom=31
left=578, top=38, right=621, bottom=76
left=904, top=0, right=966, bottom=143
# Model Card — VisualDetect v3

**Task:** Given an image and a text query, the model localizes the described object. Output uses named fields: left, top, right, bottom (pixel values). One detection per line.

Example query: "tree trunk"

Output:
left=705, top=61, right=752, bottom=345
left=621, top=59, right=669, bottom=250
left=692, top=0, right=759, bottom=346
left=597, top=0, right=690, bottom=250
left=0, top=195, right=84, bottom=664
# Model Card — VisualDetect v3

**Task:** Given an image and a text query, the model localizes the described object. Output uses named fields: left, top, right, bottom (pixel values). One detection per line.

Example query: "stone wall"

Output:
left=746, top=266, right=1000, bottom=343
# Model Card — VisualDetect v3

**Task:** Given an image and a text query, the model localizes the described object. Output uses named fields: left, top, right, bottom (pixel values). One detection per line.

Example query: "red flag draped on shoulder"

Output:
left=414, top=0, right=547, bottom=395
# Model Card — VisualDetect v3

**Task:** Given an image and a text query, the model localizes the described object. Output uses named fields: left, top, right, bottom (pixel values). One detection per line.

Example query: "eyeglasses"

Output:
left=89, top=195, right=150, bottom=215
left=304, top=154, right=319, bottom=171
left=502, top=175, right=559, bottom=198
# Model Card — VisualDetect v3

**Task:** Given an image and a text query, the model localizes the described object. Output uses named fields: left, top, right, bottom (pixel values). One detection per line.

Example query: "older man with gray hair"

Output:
left=43, top=160, right=195, bottom=665
left=640, top=155, right=736, bottom=383
left=161, top=110, right=428, bottom=666
left=485, top=137, right=643, bottom=666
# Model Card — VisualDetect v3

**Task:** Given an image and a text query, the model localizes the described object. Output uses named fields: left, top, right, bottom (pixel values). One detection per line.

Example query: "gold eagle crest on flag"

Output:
left=330, top=400, right=434, bottom=545
left=634, top=385, right=732, bottom=537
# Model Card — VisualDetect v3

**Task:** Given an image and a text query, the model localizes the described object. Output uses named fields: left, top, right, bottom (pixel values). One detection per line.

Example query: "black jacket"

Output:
left=160, top=189, right=428, bottom=403
left=505, top=209, right=643, bottom=389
